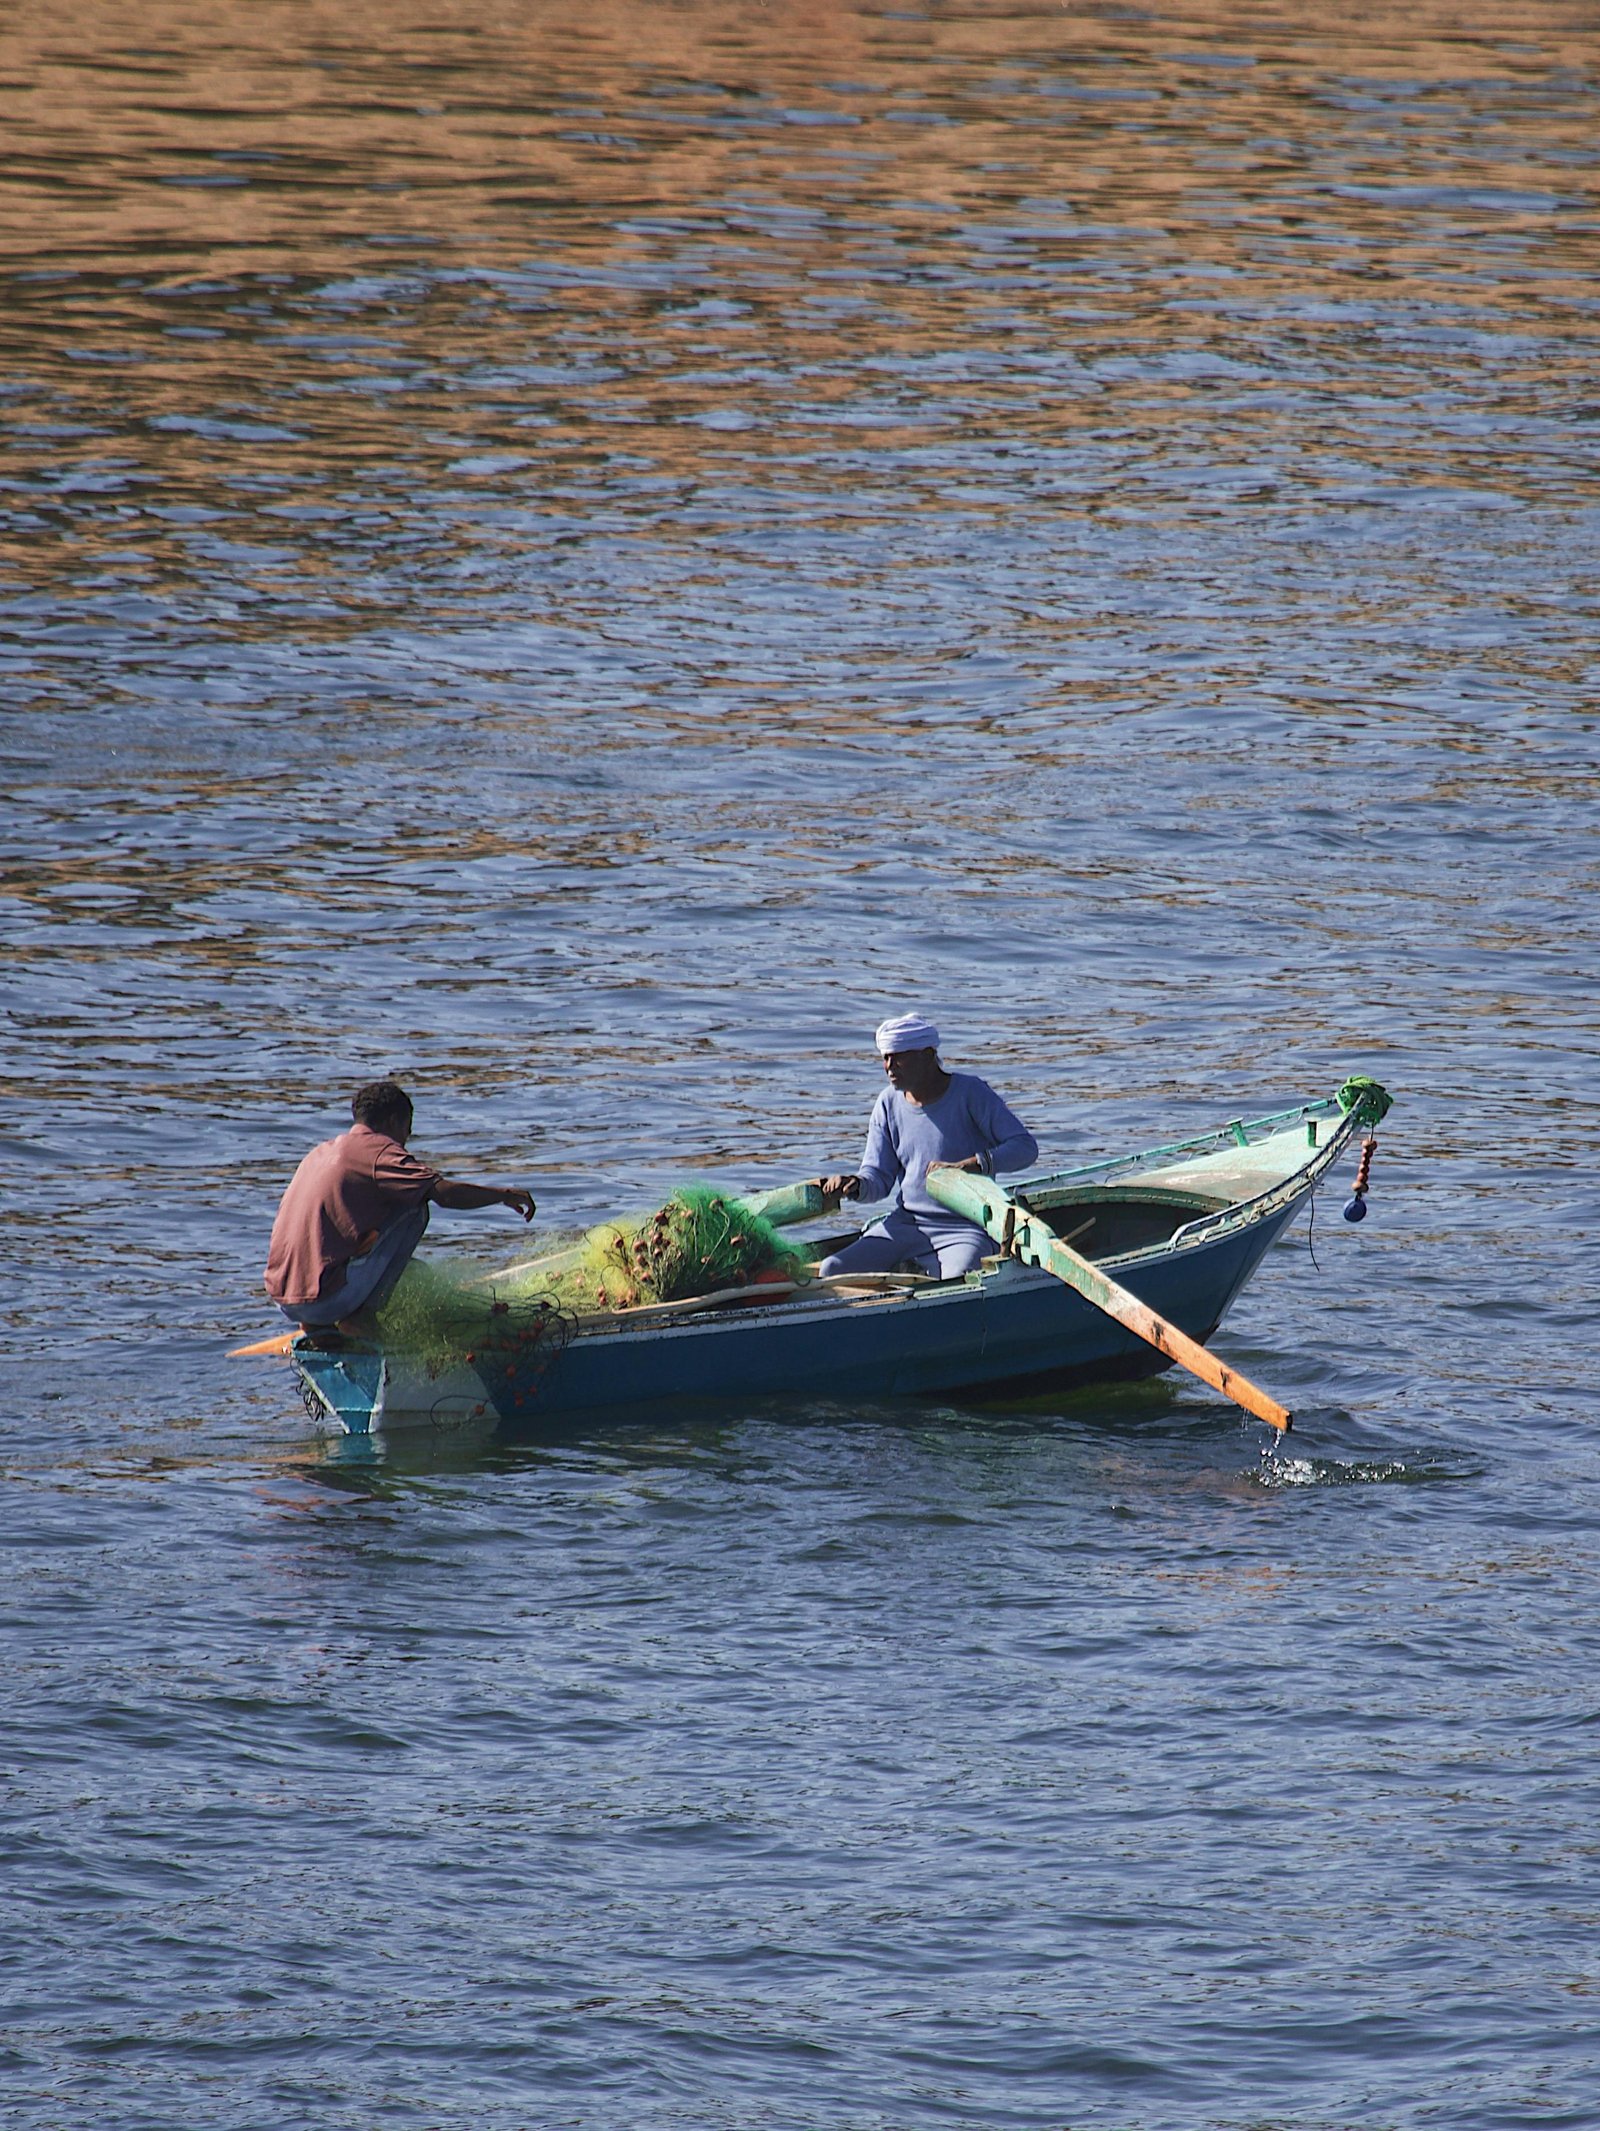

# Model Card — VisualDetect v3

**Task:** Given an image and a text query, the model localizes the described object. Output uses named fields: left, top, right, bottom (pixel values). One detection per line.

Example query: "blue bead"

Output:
left=1343, top=1196, right=1368, bottom=1223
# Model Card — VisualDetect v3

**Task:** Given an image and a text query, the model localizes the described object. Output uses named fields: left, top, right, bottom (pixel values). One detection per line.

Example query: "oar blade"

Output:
left=228, top=1330, right=298, bottom=1359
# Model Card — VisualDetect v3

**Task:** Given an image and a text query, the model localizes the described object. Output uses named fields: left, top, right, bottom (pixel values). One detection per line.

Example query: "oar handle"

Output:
left=743, top=1181, right=830, bottom=1227
left=926, top=1165, right=1292, bottom=1432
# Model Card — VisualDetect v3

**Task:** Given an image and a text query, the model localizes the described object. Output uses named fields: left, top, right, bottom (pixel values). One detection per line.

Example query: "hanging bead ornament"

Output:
left=1343, top=1135, right=1378, bottom=1223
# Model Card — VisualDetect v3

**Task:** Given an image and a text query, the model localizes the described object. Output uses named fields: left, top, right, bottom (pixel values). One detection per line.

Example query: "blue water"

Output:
left=4, top=2, right=1599, bottom=2123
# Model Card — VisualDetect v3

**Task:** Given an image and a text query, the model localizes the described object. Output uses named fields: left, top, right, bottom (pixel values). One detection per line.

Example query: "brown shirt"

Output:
left=264, top=1123, right=441, bottom=1307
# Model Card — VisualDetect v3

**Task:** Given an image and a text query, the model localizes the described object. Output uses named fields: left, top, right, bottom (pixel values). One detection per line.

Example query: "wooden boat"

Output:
left=288, top=1079, right=1390, bottom=1436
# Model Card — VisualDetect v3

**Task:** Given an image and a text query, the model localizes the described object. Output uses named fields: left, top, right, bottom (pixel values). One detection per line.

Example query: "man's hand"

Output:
left=816, top=1174, right=862, bottom=1203
left=502, top=1188, right=536, bottom=1222
left=952, top=1156, right=988, bottom=1175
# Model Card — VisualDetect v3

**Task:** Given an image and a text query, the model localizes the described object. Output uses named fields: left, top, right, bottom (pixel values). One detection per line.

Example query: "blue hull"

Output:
left=293, top=1194, right=1299, bottom=1435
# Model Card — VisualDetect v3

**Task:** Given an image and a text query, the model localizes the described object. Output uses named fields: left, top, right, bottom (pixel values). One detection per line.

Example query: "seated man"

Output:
left=264, top=1079, right=535, bottom=1332
left=815, top=1015, right=1037, bottom=1282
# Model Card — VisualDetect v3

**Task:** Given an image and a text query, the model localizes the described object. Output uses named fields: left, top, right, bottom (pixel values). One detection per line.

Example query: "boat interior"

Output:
left=1014, top=1182, right=1232, bottom=1258
left=810, top=1182, right=1232, bottom=1273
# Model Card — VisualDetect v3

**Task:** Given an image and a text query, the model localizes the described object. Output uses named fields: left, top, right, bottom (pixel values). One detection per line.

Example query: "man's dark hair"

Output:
left=352, top=1079, right=414, bottom=1136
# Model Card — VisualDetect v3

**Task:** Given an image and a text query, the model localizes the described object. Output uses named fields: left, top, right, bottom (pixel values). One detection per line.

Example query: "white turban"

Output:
left=875, top=1013, right=941, bottom=1056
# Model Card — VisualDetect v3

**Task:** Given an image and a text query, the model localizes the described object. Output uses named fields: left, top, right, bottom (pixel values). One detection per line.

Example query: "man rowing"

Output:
left=264, top=1079, right=534, bottom=1333
left=814, top=1014, right=1038, bottom=1281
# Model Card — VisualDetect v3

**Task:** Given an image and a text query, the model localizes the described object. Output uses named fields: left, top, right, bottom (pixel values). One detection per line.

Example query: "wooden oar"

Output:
left=573, top=1281, right=801, bottom=1330
left=926, top=1165, right=1292, bottom=1432
left=572, top=1269, right=931, bottom=1331
left=229, top=1330, right=297, bottom=1358
left=744, top=1180, right=829, bottom=1227
left=474, top=1241, right=585, bottom=1287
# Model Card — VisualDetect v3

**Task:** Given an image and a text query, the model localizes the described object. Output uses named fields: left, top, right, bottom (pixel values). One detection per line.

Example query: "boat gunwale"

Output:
left=1015, top=1092, right=1351, bottom=1190
left=554, top=1099, right=1363, bottom=1348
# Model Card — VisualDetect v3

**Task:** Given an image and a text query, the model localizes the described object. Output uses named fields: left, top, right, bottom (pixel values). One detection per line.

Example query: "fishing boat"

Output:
left=285, top=1079, right=1391, bottom=1436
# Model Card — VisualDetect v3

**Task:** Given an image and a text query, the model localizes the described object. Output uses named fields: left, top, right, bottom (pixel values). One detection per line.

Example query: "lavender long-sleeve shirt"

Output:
left=853, top=1073, right=1038, bottom=1218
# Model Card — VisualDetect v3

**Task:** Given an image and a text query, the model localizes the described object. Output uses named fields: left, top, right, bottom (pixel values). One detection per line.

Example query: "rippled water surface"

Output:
left=4, top=3, right=1599, bottom=2125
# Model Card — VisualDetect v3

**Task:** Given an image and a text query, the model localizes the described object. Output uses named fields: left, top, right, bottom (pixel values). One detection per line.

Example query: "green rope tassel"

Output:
left=1335, top=1075, right=1393, bottom=1129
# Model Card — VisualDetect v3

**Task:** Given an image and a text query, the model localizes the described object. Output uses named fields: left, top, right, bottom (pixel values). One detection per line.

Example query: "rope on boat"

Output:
left=1336, top=1075, right=1393, bottom=1128
left=298, top=1372, right=328, bottom=1430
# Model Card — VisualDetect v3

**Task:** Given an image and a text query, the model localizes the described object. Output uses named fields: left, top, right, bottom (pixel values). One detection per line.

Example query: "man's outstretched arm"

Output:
left=432, top=1179, right=535, bottom=1219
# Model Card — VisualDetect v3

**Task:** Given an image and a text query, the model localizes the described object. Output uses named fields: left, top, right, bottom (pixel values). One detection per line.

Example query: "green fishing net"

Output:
left=545, top=1184, right=810, bottom=1314
left=371, top=1255, right=570, bottom=1379
left=373, top=1185, right=811, bottom=1372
